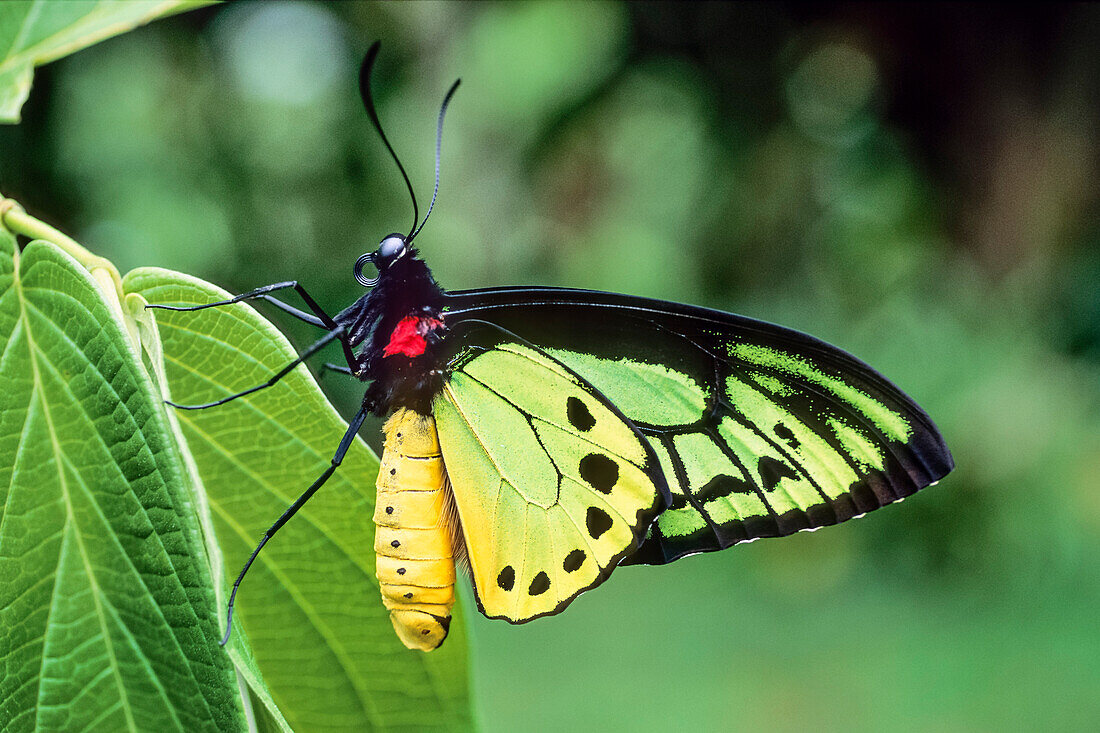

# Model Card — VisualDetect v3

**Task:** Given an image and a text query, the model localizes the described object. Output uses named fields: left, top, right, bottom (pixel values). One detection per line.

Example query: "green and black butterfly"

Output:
left=150, top=42, right=953, bottom=646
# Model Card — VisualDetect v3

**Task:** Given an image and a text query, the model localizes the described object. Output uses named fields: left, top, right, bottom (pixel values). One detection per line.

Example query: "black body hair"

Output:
left=336, top=249, right=447, bottom=416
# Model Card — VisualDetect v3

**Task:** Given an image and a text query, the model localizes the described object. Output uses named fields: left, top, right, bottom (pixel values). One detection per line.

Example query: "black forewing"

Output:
left=442, top=287, right=954, bottom=565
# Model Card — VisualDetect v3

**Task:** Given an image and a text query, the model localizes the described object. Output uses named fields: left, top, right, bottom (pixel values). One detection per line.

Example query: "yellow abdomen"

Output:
left=374, top=408, right=456, bottom=651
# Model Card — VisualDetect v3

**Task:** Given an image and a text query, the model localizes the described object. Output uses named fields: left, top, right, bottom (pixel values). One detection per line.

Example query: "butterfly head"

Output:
left=354, top=43, right=461, bottom=291
left=355, top=233, right=408, bottom=287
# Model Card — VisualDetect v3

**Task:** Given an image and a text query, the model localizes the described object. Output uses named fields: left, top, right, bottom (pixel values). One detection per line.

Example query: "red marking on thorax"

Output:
left=383, top=315, right=444, bottom=358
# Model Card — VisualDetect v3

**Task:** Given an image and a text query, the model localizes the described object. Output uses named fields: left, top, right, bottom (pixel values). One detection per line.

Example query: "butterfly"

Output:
left=149, top=42, right=953, bottom=652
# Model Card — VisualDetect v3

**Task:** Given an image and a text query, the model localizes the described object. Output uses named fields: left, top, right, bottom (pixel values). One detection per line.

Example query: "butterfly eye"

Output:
left=354, top=251, right=379, bottom=287
left=377, top=233, right=407, bottom=262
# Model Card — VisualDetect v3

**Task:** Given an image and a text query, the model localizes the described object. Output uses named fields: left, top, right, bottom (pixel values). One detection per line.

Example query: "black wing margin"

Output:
left=443, top=287, right=954, bottom=565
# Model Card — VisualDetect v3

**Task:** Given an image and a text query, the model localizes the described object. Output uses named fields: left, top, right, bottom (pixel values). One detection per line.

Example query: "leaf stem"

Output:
left=1, top=199, right=112, bottom=271
left=1, top=196, right=133, bottom=342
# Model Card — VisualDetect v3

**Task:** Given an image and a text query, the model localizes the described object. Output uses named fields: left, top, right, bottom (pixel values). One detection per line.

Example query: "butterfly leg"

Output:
left=147, top=281, right=338, bottom=328
left=167, top=325, right=346, bottom=410
left=319, top=362, right=355, bottom=379
left=148, top=281, right=361, bottom=378
left=221, top=403, right=369, bottom=645
left=254, top=294, right=328, bottom=328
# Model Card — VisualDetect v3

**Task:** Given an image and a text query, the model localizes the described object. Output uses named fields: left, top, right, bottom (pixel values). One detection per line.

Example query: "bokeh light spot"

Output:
left=786, top=42, right=879, bottom=145
left=212, top=1, right=347, bottom=106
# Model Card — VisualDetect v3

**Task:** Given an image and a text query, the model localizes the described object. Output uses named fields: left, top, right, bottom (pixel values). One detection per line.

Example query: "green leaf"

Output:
left=0, top=0, right=212, bottom=123
left=126, top=268, right=472, bottom=732
left=0, top=231, right=246, bottom=731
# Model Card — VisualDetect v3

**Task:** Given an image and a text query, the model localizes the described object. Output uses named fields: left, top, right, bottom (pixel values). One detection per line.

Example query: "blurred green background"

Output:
left=2, top=2, right=1098, bottom=730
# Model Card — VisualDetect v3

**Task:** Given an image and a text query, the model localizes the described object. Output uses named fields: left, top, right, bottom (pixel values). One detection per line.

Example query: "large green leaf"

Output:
left=126, top=268, right=472, bottom=732
left=0, top=231, right=246, bottom=731
left=0, top=0, right=211, bottom=123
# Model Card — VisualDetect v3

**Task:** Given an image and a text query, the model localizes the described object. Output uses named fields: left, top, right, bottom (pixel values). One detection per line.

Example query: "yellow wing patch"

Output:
left=434, top=343, right=662, bottom=623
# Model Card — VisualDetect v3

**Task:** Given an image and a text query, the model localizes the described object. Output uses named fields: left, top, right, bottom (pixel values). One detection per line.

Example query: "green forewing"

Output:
left=442, top=287, right=954, bottom=565
left=434, top=336, right=664, bottom=623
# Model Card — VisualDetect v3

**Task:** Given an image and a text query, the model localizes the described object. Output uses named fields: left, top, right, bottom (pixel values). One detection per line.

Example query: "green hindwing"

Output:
left=434, top=330, right=665, bottom=622
left=549, top=345, right=915, bottom=562
left=442, top=288, right=954, bottom=566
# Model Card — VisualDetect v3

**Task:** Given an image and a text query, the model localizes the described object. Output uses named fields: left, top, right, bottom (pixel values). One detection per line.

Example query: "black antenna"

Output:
left=360, top=41, right=418, bottom=238
left=408, top=78, right=461, bottom=243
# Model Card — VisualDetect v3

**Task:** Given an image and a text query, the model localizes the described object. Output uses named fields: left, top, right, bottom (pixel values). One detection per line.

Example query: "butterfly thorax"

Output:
left=335, top=250, right=447, bottom=416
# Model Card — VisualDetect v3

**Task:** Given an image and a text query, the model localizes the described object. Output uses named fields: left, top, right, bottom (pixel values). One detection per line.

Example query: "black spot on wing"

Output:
left=497, top=566, right=515, bottom=591
left=529, top=571, right=550, bottom=596
left=667, top=493, right=689, bottom=511
left=579, top=453, right=618, bottom=494
left=586, top=506, right=613, bottom=539
left=563, top=549, right=585, bottom=572
left=567, top=396, right=596, bottom=431
left=774, top=423, right=799, bottom=449
left=758, top=456, right=798, bottom=491
left=695, top=474, right=753, bottom=503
